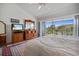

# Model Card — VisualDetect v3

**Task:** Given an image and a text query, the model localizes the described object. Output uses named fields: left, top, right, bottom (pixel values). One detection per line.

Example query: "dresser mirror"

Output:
left=0, top=21, right=6, bottom=35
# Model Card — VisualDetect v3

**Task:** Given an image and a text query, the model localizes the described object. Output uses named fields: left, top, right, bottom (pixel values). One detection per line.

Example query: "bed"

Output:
left=1, top=34, right=79, bottom=56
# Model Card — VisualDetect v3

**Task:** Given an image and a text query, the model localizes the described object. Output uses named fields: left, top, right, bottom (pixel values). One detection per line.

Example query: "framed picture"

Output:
left=11, top=18, right=19, bottom=24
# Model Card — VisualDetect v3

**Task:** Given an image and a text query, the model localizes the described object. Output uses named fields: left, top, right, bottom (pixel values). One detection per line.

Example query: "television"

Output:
left=12, top=24, right=23, bottom=31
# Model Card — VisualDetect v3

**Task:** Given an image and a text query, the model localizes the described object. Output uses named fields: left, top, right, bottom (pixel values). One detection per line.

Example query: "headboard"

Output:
left=0, top=21, right=6, bottom=35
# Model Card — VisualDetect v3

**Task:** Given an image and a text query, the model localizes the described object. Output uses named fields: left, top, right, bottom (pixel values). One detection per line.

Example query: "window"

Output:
left=43, top=19, right=74, bottom=36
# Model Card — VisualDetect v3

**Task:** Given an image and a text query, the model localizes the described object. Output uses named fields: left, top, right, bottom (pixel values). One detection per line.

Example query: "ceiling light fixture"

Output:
left=38, top=3, right=46, bottom=10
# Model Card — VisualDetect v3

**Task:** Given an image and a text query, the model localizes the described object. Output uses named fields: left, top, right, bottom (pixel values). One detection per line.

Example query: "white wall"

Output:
left=0, top=4, right=37, bottom=43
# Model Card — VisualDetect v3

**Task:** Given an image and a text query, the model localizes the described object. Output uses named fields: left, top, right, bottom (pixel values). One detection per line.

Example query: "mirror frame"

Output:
left=0, top=21, right=6, bottom=35
left=24, top=19, right=35, bottom=30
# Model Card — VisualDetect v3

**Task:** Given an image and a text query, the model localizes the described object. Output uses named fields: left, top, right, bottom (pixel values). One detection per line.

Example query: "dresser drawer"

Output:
left=0, top=36, right=6, bottom=45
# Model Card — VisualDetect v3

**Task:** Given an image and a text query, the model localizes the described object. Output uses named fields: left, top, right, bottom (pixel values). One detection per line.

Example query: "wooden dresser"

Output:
left=0, top=21, right=6, bottom=46
left=0, top=34, right=6, bottom=45
left=12, top=31, right=24, bottom=43
left=24, top=20, right=37, bottom=40
left=25, top=29, right=37, bottom=40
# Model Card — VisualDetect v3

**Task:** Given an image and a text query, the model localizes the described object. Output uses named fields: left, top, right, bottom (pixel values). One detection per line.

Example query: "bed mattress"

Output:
left=2, top=35, right=79, bottom=56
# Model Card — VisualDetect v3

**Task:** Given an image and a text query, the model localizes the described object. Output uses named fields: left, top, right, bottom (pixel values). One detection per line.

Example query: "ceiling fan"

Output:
left=38, top=3, right=46, bottom=10
left=38, top=3, right=47, bottom=10
left=28, top=3, right=48, bottom=10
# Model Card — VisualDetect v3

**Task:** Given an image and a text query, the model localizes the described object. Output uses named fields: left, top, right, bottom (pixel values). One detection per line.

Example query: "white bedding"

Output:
left=9, top=34, right=79, bottom=56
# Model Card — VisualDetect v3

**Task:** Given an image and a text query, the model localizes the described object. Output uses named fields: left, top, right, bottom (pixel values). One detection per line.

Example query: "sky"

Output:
left=45, top=19, right=74, bottom=28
